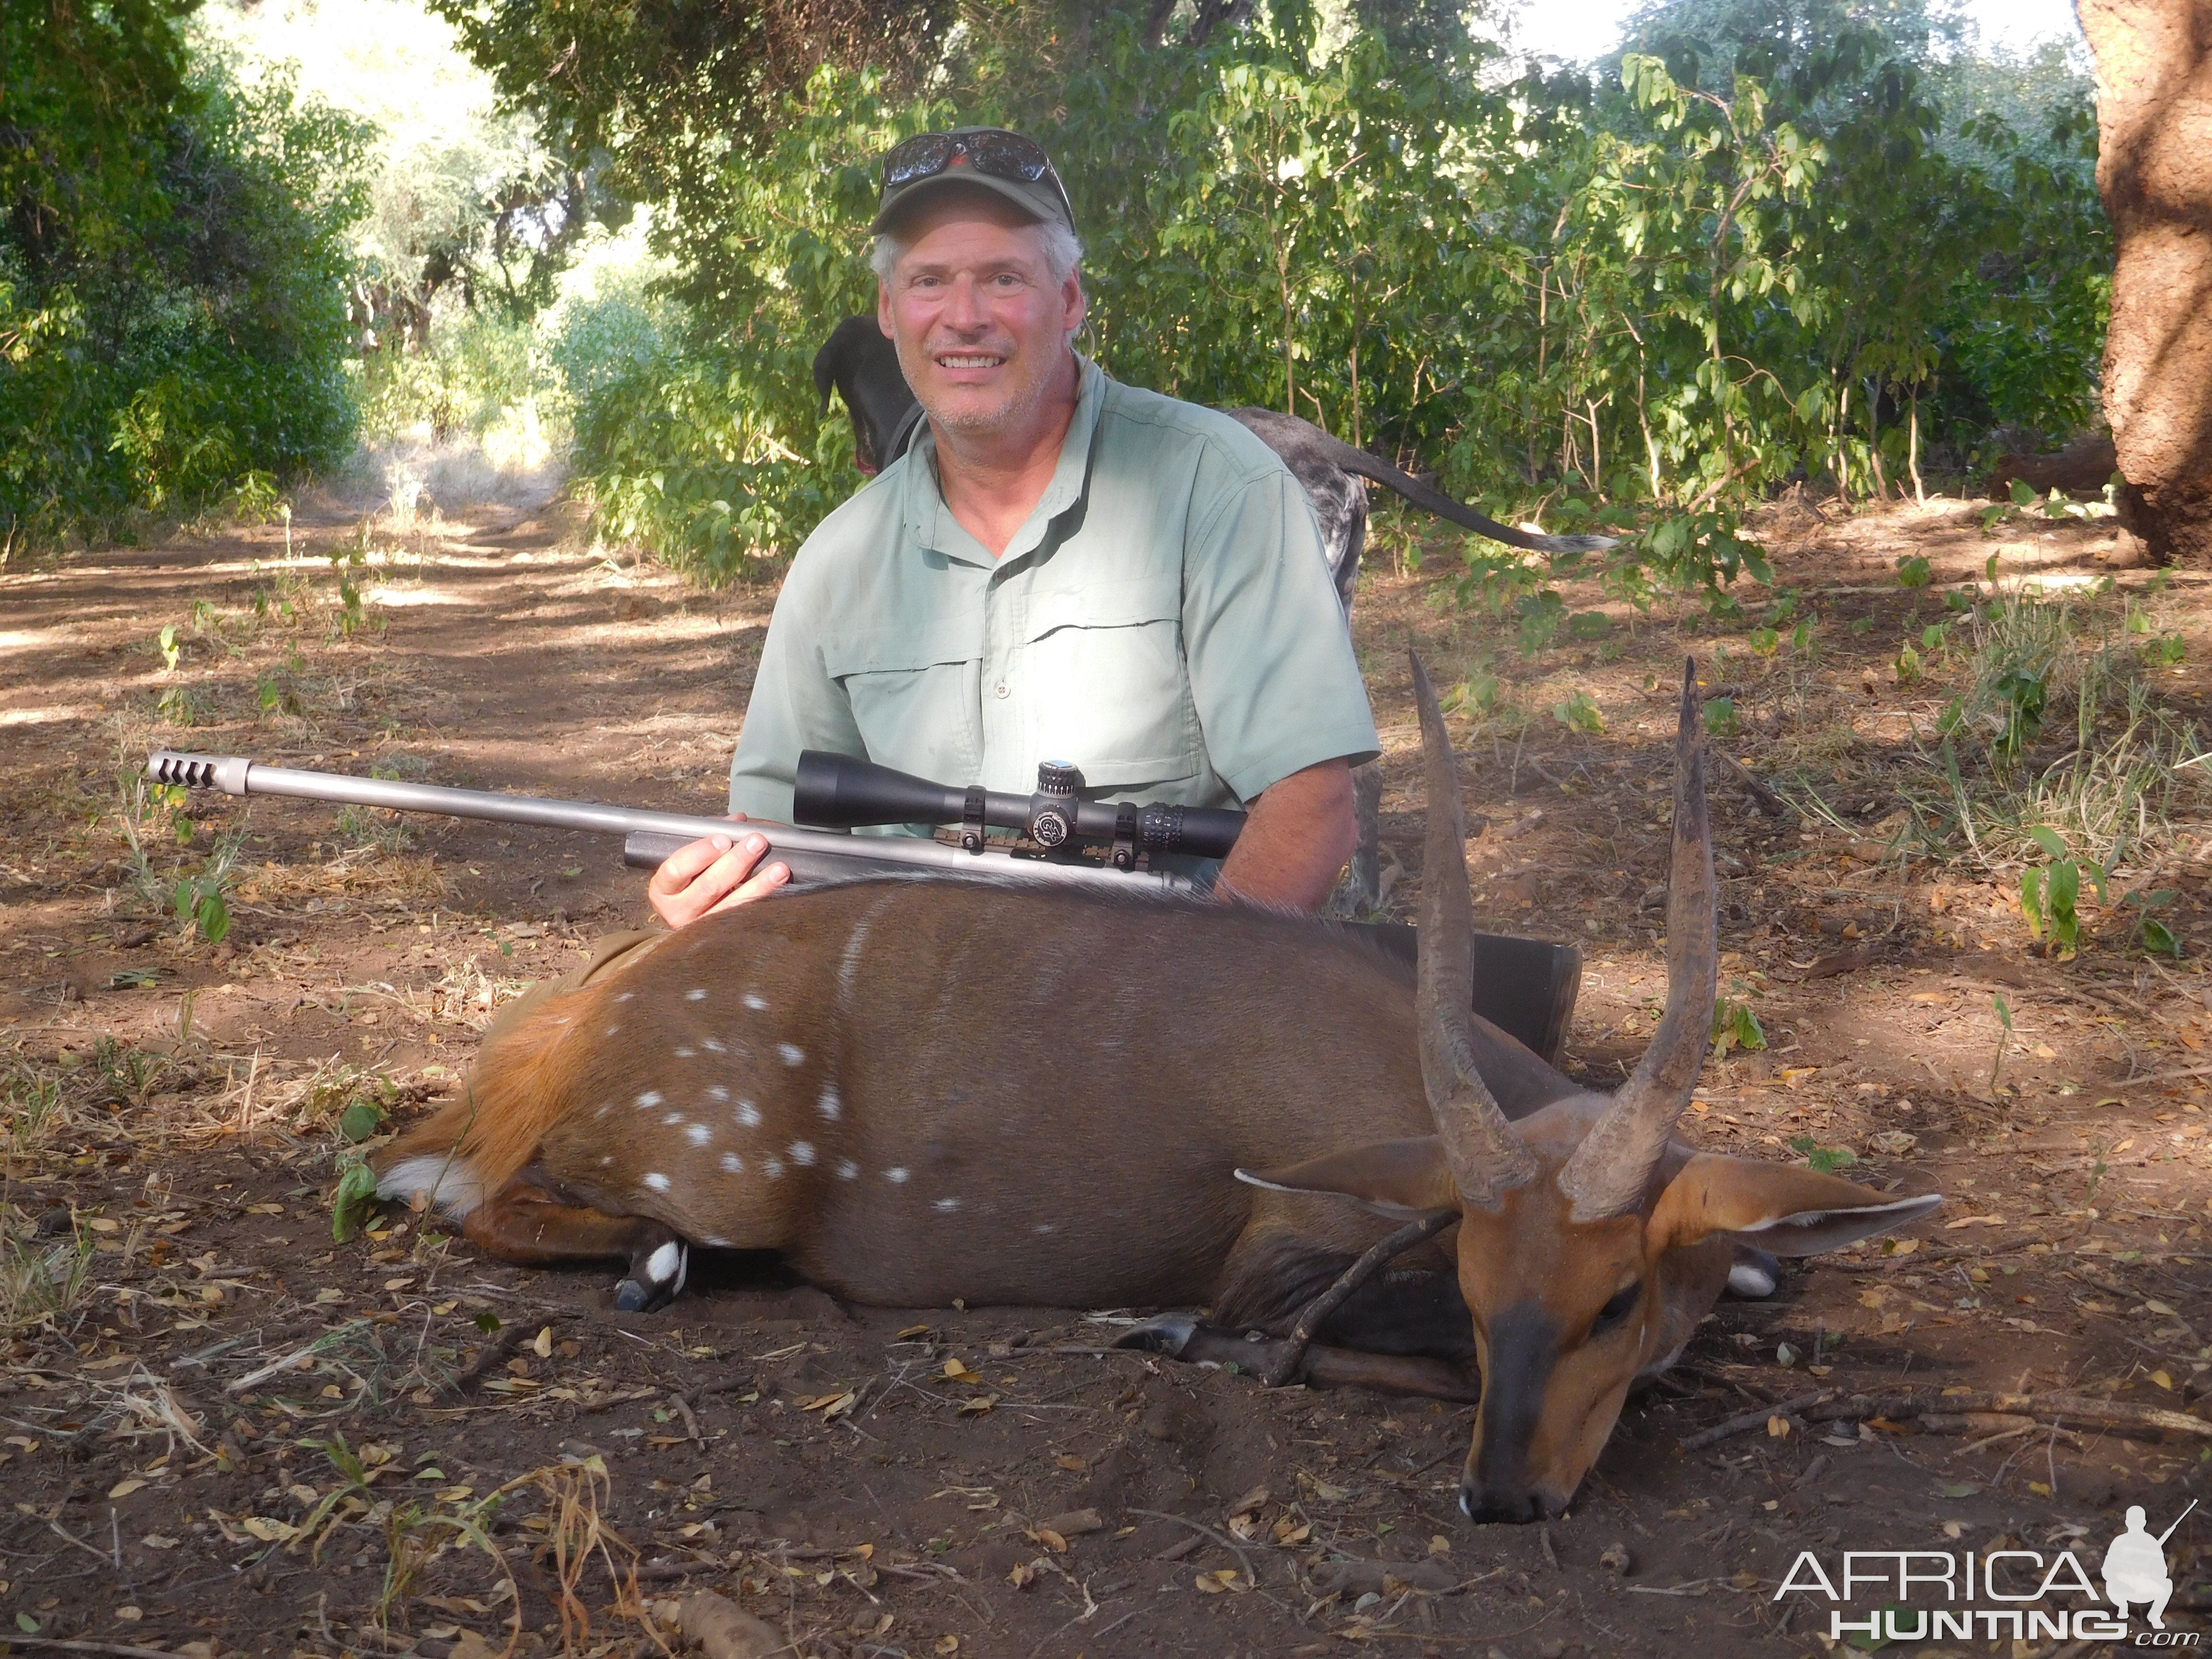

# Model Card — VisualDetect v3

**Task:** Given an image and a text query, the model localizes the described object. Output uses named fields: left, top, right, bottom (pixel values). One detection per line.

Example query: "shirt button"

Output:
left=994, top=682, right=1010, bottom=699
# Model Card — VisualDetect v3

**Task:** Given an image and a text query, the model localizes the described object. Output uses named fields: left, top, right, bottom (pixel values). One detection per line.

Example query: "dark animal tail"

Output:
left=1234, top=409, right=1619, bottom=555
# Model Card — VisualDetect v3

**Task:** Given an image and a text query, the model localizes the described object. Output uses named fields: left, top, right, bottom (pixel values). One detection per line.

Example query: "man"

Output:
left=649, top=128, right=1376, bottom=926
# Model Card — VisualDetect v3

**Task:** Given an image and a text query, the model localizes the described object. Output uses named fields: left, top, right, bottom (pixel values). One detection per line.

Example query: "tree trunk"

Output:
left=2078, top=0, right=2212, bottom=565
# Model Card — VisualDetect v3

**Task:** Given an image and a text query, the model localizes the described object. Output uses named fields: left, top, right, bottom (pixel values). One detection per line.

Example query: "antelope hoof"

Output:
left=1726, top=1247, right=1780, bottom=1299
left=1113, top=1311, right=1202, bottom=1358
left=614, top=1239, right=689, bottom=1312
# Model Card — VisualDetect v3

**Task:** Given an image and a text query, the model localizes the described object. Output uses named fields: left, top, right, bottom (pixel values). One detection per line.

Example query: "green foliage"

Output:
left=506, top=0, right=2105, bottom=580
left=1788, top=1133, right=1855, bottom=1174
left=1714, top=996, right=1767, bottom=1058
left=1551, top=689, right=1605, bottom=735
left=1702, top=696, right=1738, bottom=738
left=0, top=33, right=372, bottom=548
left=331, top=1159, right=382, bottom=1242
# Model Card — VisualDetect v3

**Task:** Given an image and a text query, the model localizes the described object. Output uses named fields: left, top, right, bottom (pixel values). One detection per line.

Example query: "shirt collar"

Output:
left=902, top=354, right=1106, bottom=569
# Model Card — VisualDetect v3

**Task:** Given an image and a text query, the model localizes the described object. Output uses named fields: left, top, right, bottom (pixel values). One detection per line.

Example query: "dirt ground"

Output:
left=3, top=487, right=2210, bottom=1659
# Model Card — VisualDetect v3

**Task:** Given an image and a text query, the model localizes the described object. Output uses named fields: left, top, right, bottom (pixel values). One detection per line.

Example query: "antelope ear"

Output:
left=1236, top=1137, right=1460, bottom=1219
left=1648, top=1153, right=1942, bottom=1258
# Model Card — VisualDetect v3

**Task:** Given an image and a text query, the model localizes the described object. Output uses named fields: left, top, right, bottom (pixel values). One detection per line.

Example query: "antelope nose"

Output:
left=1458, top=1479, right=1544, bottom=1525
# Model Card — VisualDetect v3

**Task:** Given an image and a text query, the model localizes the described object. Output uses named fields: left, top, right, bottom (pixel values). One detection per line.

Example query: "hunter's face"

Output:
left=877, top=192, right=1083, bottom=444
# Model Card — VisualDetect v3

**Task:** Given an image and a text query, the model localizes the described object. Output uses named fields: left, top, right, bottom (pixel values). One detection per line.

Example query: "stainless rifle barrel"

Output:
left=144, top=752, right=1197, bottom=895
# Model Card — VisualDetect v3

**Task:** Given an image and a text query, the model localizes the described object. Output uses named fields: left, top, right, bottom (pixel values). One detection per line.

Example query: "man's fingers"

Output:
left=649, top=829, right=774, bottom=929
left=649, top=832, right=737, bottom=894
left=702, top=860, right=790, bottom=917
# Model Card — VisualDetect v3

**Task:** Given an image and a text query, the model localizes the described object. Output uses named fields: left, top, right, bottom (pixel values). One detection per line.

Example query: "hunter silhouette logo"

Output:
left=2105, top=1500, right=2195, bottom=1631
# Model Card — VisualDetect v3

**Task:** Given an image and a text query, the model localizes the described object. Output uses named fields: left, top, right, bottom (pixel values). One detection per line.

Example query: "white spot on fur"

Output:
left=606, top=1025, right=621, bottom=1037
left=1033, top=1223, right=1056, bottom=1234
left=600, top=1155, right=613, bottom=1166
left=737, top=1100, right=761, bottom=1128
left=934, top=1197, right=961, bottom=1213
left=706, top=1084, right=730, bottom=1103
left=764, top=1157, right=784, bottom=1179
left=376, top=1154, right=485, bottom=1219
left=778, top=1043, right=805, bottom=1066
left=663, top=1112, right=685, bottom=1126
left=616, top=992, right=635, bottom=1003
left=637, top=1091, right=662, bottom=1108
left=643, top=1172, right=671, bottom=1192
left=704, top=1235, right=730, bottom=1248
left=817, top=1084, right=841, bottom=1120
left=646, top=1241, right=682, bottom=1284
left=687, top=1123, right=712, bottom=1147
left=884, top=1167, right=909, bottom=1184
left=743, top=992, right=767, bottom=1011
left=686, top=988, right=707, bottom=1001
left=702, top=1038, right=726, bottom=1054
left=674, top=1046, right=695, bottom=1058
left=721, top=1152, right=743, bottom=1174
left=836, top=1159, right=859, bottom=1179
left=789, top=1141, right=815, bottom=1166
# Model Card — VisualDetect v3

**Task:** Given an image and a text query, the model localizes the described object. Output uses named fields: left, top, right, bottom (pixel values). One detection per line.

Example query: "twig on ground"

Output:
left=1130, top=1508, right=1260, bottom=1590
left=1717, top=752, right=1795, bottom=819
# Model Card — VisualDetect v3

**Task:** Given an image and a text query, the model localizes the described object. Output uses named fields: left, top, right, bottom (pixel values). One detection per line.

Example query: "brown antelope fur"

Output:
left=373, top=654, right=1939, bottom=1522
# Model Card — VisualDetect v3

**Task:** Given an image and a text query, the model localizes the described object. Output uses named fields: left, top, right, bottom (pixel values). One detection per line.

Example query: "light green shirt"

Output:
left=728, top=357, right=1379, bottom=834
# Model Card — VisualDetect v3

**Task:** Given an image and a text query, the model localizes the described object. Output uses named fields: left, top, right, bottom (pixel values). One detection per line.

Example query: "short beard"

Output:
left=899, top=336, right=1071, bottom=444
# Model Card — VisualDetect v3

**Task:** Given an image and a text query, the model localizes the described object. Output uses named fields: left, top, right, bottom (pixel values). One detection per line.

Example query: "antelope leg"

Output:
left=462, top=1175, right=688, bottom=1312
left=1259, top=1209, right=1459, bottom=1385
left=1117, top=1317, right=1480, bottom=1402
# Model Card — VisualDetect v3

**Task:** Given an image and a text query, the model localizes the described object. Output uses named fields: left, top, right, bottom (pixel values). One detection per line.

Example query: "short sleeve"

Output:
left=728, top=561, right=867, bottom=822
left=1180, top=470, right=1380, bottom=803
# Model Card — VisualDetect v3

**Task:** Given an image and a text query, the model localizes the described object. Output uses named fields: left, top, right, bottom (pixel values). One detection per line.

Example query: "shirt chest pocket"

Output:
left=821, top=617, right=981, bottom=783
left=1018, top=577, right=1202, bottom=791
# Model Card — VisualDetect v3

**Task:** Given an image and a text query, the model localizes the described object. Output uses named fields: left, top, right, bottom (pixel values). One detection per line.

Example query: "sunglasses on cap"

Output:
left=880, top=130, right=1075, bottom=226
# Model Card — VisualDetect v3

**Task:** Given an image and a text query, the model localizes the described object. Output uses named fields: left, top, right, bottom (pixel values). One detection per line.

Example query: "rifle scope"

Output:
left=793, top=752, right=1245, bottom=869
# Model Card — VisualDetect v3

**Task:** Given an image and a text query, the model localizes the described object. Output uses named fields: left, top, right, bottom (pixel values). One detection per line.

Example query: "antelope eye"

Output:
left=1593, top=1281, right=1641, bottom=1331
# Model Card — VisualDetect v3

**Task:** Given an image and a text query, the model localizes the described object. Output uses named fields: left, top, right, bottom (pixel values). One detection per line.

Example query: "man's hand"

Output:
left=1213, top=757, right=1357, bottom=914
left=648, top=820, right=791, bottom=929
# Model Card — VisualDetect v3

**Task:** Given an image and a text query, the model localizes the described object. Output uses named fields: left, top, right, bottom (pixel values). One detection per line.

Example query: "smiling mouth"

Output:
left=935, top=353, right=1005, bottom=370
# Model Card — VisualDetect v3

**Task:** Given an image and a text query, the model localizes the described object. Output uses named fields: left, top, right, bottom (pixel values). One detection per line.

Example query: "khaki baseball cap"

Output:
left=871, top=128, right=1077, bottom=237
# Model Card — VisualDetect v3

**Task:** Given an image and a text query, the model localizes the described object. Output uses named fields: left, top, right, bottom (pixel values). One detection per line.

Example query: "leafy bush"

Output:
left=532, top=0, right=2105, bottom=584
left=0, top=28, right=370, bottom=550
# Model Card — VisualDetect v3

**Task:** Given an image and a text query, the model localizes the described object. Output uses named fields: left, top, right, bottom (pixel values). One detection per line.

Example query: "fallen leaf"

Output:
left=1054, top=1454, right=1086, bottom=1473
left=532, top=1326, right=553, bottom=1359
left=934, top=1637, right=960, bottom=1655
left=2029, top=1480, right=2053, bottom=1496
left=1008, top=1562, right=1035, bottom=1587
left=2152, top=1370, right=2176, bottom=1391
left=107, top=1479, right=145, bottom=1499
left=1767, top=1416, right=1791, bottom=1439
left=114, top=1607, right=143, bottom=1623
left=1273, top=1520, right=1311, bottom=1546
left=942, top=1358, right=982, bottom=1383
left=2145, top=1300, right=2179, bottom=1318
left=1194, top=1568, right=1246, bottom=1595
left=1028, top=1527, right=1068, bottom=1554
left=1944, top=1214, right=2006, bottom=1229
left=956, top=1394, right=998, bottom=1417
left=141, top=1536, right=177, bottom=1550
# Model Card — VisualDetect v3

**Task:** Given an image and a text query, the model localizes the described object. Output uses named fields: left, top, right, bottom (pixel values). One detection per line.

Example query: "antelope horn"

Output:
left=1410, top=651, right=1538, bottom=1208
left=1556, top=658, right=1718, bottom=1222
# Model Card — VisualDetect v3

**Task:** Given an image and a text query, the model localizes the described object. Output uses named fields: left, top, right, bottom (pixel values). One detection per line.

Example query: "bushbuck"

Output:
left=374, top=656, right=1938, bottom=1521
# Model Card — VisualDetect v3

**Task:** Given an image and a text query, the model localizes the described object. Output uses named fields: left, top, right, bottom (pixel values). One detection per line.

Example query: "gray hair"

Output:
left=869, top=217, right=1084, bottom=288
